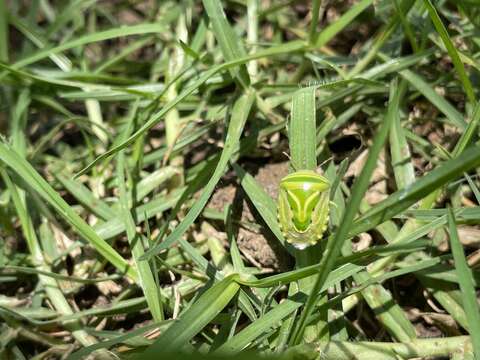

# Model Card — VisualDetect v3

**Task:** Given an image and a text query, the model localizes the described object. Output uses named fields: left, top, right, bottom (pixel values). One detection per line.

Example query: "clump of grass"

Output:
left=1, top=1, right=480, bottom=359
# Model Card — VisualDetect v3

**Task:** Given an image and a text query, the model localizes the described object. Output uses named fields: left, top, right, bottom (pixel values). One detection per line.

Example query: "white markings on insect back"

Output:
left=302, top=182, right=311, bottom=191
left=286, top=189, right=302, bottom=214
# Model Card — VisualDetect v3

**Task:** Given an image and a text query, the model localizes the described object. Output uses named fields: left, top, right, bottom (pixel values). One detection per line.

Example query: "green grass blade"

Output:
left=117, top=155, right=164, bottom=321
left=447, top=207, right=480, bottom=357
left=423, top=0, right=475, bottom=104
left=348, top=0, right=418, bottom=77
left=389, top=80, right=415, bottom=189
left=116, top=104, right=163, bottom=321
left=465, top=173, right=480, bottom=204
left=355, top=274, right=416, bottom=341
left=68, top=321, right=169, bottom=360
left=237, top=263, right=364, bottom=289
left=234, top=163, right=288, bottom=251
left=419, top=277, right=469, bottom=331
left=398, top=74, right=464, bottom=127
left=378, top=52, right=466, bottom=130
left=134, top=166, right=178, bottom=202
left=452, top=101, right=480, bottom=157
left=9, top=14, right=72, bottom=71
left=1, top=265, right=121, bottom=284
left=393, top=0, right=418, bottom=52
left=3, top=23, right=166, bottom=72
left=94, top=190, right=182, bottom=240
left=315, top=0, right=374, bottom=48
left=290, top=87, right=317, bottom=171
left=44, top=0, right=98, bottom=37
left=0, top=0, right=9, bottom=62
left=54, top=173, right=113, bottom=221
left=308, top=0, right=323, bottom=44
left=94, top=37, right=152, bottom=74
left=202, top=0, right=250, bottom=87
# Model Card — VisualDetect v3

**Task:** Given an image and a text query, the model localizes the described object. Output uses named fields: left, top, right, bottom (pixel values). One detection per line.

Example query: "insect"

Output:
left=277, top=170, right=330, bottom=250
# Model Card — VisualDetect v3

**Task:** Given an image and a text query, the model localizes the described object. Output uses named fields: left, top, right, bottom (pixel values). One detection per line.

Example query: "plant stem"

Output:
left=287, top=336, right=472, bottom=360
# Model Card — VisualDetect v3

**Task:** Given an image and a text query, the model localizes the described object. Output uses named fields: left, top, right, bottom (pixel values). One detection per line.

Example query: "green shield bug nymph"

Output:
left=277, top=170, right=330, bottom=250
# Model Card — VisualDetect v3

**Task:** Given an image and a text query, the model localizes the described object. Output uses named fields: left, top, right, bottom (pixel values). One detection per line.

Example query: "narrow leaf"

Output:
left=290, top=87, right=317, bottom=171
left=202, top=0, right=250, bottom=87
left=447, top=207, right=480, bottom=357
left=423, top=0, right=475, bottom=104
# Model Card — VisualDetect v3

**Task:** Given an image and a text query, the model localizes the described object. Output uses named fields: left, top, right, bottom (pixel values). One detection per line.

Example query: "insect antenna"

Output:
left=282, top=152, right=302, bottom=172
left=318, top=156, right=333, bottom=169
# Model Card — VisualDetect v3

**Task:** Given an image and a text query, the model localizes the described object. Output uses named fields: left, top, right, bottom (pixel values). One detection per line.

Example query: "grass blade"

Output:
left=290, top=87, right=317, bottom=171
left=389, top=80, right=415, bottom=189
left=54, top=172, right=113, bottom=221
left=203, top=0, right=250, bottom=87
left=315, top=0, right=374, bottom=48
left=3, top=23, right=166, bottom=72
left=452, top=101, right=480, bottom=157
left=291, top=336, right=471, bottom=359
left=423, top=0, right=475, bottom=104
left=378, top=52, right=466, bottom=130
left=447, top=207, right=480, bottom=357
left=116, top=105, right=163, bottom=322
left=117, top=154, right=164, bottom=321
left=234, top=164, right=288, bottom=251
left=0, top=0, right=9, bottom=62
